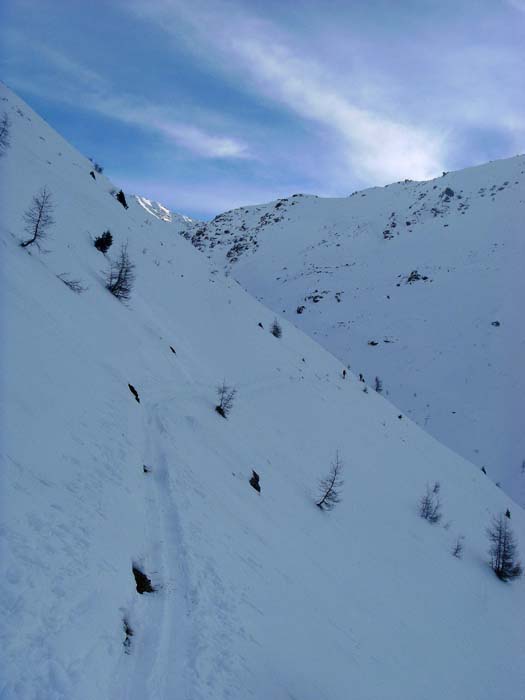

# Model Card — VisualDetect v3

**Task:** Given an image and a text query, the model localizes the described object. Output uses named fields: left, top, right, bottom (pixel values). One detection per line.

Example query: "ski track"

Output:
left=113, top=400, right=195, bottom=700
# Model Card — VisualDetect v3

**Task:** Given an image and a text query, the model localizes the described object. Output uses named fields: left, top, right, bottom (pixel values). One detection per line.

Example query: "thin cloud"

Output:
left=87, top=93, right=250, bottom=159
left=506, top=0, right=525, bottom=12
left=228, top=36, right=445, bottom=183
left=7, top=40, right=250, bottom=160
left=129, top=0, right=446, bottom=183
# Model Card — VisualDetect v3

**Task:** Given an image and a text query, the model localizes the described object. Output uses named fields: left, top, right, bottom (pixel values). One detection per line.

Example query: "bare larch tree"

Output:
left=451, top=535, right=465, bottom=559
left=106, top=243, right=135, bottom=301
left=316, top=451, right=344, bottom=510
left=215, top=381, right=237, bottom=418
left=418, top=481, right=442, bottom=523
left=20, top=187, right=55, bottom=248
left=487, top=514, right=522, bottom=581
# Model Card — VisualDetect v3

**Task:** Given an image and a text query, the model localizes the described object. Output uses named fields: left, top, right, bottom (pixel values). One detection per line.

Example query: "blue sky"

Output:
left=1, top=0, right=524, bottom=219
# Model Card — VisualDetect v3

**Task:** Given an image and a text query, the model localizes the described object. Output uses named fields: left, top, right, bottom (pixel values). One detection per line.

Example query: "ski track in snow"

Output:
left=113, top=401, right=195, bottom=700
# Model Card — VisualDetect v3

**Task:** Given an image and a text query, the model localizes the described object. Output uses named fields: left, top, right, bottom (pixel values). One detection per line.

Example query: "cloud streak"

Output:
left=227, top=36, right=445, bottom=183
left=6, top=36, right=249, bottom=160
left=129, top=0, right=446, bottom=183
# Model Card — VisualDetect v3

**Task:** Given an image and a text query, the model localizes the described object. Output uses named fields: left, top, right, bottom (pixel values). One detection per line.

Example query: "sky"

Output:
left=1, top=0, right=524, bottom=220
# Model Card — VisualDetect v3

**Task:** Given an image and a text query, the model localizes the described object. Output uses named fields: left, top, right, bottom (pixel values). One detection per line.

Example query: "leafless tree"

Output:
left=487, top=514, right=522, bottom=581
left=57, top=273, right=86, bottom=293
left=316, top=451, right=344, bottom=510
left=105, top=243, right=135, bottom=301
left=20, top=187, right=54, bottom=248
left=451, top=535, right=465, bottom=558
left=418, top=481, right=442, bottom=523
left=0, top=111, right=11, bottom=157
left=215, top=381, right=237, bottom=418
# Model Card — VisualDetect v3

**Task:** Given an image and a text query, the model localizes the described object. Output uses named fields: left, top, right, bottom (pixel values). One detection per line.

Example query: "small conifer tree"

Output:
left=94, top=230, right=113, bottom=254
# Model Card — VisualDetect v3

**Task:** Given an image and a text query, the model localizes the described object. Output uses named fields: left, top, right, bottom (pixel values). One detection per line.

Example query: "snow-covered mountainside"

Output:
left=179, top=158, right=525, bottom=504
left=1, top=83, right=524, bottom=700
left=135, top=194, right=201, bottom=232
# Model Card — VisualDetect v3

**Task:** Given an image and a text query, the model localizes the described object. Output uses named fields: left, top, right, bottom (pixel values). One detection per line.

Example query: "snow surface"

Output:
left=180, top=161, right=525, bottom=504
left=135, top=195, right=198, bottom=229
left=1, top=82, right=524, bottom=700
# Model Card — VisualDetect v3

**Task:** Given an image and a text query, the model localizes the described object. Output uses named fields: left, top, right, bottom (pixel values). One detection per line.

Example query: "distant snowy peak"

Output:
left=134, top=195, right=200, bottom=230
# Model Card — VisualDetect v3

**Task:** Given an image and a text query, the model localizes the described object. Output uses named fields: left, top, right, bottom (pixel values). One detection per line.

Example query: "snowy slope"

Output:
left=135, top=194, right=201, bottom=232
left=178, top=160, right=525, bottom=504
left=1, top=83, right=524, bottom=700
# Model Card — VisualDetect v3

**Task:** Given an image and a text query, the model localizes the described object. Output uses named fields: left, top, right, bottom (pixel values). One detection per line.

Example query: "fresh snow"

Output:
left=134, top=195, right=198, bottom=229
left=1, top=82, right=524, bottom=700
left=180, top=161, right=525, bottom=504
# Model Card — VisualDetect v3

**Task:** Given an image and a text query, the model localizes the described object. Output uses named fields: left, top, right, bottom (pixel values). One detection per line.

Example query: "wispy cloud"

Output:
left=129, top=0, right=446, bottom=183
left=506, top=0, right=525, bottom=13
left=226, top=36, right=445, bottom=183
left=86, top=93, right=250, bottom=159
left=5, top=36, right=249, bottom=160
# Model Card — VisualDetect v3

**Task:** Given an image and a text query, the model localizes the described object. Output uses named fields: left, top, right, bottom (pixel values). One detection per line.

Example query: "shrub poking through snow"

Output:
left=132, top=565, right=155, bottom=593
left=116, top=189, right=128, bottom=209
left=419, top=482, right=442, bottom=523
left=123, top=618, right=133, bottom=652
left=89, top=158, right=104, bottom=174
left=106, top=243, right=135, bottom=301
left=0, top=111, right=11, bottom=157
left=94, top=230, right=113, bottom=254
left=20, top=187, right=54, bottom=248
left=216, top=381, right=236, bottom=418
left=128, top=384, right=140, bottom=403
left=451, top=535, right=465, bottom=559
left=316, top=451, right=344, bottom=510
left=270, top=319, right=282, bottom=338
left=487, top=514, right=522, bottom=581
left=57, top=273, right=86, bottom=293
left=249, top=470, right=261, bottom=493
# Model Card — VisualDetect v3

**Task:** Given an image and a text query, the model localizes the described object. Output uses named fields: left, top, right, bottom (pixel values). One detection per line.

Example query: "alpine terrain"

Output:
left=1, top=82, right=524, bottom=700
left=179, top=157, right=525, bottom=504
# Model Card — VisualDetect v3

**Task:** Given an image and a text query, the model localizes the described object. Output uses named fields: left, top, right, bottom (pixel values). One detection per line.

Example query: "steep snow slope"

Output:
left=1, top=84, right=524, bottom=700
left=179, top=159, right=525, bottom=504
left=135, top=194, right=200, bottom=232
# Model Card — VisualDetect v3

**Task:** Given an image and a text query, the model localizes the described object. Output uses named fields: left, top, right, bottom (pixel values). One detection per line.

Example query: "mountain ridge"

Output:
left=169, top=153, right=525, bottom=504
